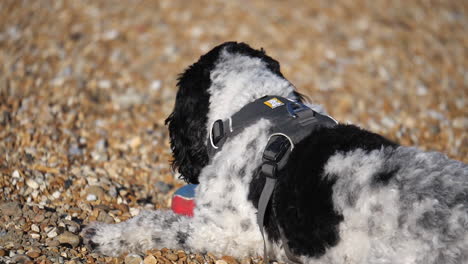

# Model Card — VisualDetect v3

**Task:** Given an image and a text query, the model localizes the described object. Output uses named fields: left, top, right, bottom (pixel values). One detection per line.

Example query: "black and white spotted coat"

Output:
left=82, top=42, right=468, bottom=264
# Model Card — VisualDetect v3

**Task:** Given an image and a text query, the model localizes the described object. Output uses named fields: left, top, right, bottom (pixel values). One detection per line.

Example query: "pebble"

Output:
left=222, top=256, right=239, bottom=264
left=86, top=185, right=106, bottom=200
left=125, top=254, right=143, bottom=264
left=46, top=227, right=59, bottom=238
left=12, top=170, right=21, bottom=178
left=32, top=213, right=45, bottom=223
left=26, top=251, right=41, bottom=258
left=0, top=201, right=21, bottom=216
left=26, top=179, right=40, bottom=189
left=63, top=219, right=80, bottom=233
left=129, top=207, right=140, bottom=217
left=46, top=239, right=60, bottom=247
left=240, top=257, right=252, bottom=264
left=86, top=194, right=97, bottom=201
left=166, top=253, right=179, bottom=261
left=30, top=233, right=41, bottom=239
left=56, top=231, right=81, bottom=248
left=10, top=254, right=32, bottom=263
left=31, top=224, right=40, bottom=232
left=144, top=255, right=158, bottom=264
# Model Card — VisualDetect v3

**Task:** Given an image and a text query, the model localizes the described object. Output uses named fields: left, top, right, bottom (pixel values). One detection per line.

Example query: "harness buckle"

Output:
left=211, top=119, right=224, bottom=147
left=261, top=162, right=278, bottom=179
left=263, top=135, right=291, bottom=162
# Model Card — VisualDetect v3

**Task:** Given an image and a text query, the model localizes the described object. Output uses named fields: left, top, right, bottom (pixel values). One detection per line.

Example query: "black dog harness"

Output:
left=207, top=95, right=337, bottom=263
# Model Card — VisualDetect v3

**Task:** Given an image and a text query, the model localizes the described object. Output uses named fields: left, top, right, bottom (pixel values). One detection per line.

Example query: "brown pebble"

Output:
left=56, top=231, right=81, bottom=248
left=144, top=255, right=157, bottom=264
left=240, top=257, right=252, bottom=264
left=46, top=239, right=60, bottom=247
left=33, top=213, right=45, bottom=223
left=125, top=254, right=143, bottom=264
left=222, top=256, right=239, bottom=264
left=11, top=254, right=32, bottom=263
left=166, top=253, right=179, bottom=261
left=26, top=251, right=41, bottom=258
left=0, top=249, right=6, bottom=256
left=0, top=201, right=21, bottom=216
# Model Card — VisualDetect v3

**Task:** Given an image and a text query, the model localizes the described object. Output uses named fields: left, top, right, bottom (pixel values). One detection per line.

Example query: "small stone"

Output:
left=150, top=80, right=162, bottom=92
left=68, top=144, right=83, bottom=156
left=222, top=256, right=239, bottom=264
left=215, top=260, right=227, bottom=264
left=26, top=251, right=41, bottom=258
left=97, top=210, right=115, bottom=224
left=32, top=214, right=45, bottom=223
left=144, top=255, right=158, bottom=264
left=31, top=224, right=40, bottom=232
left=52, top=191, right=61, bottom=199
left=129, top=207, right=140, bottom=217
left=86, top=186, right=106, bottom=200
left=10, top=254, right=31, bottom=263
left=240, top=257, right=252, bottom=264
left=56, top=231, right=80, bottom=248
left=98, top=80, right=111, bottom=89
left=12, top=170, right=21, bottom=178
left=63, top=220, right=80, bottom=233
left=47, top=227, right=59, bottom=238
left=47, top=239, right=60, bottom=247
left=30, top=233, right=41, bottom=239
left=166, top=253, right=178, bottom=261
left=86, top=194, right=97, bottom=201
left=128, top=136, right=142, bottom=149
left=0, top=201, right=21, bottom=216
left=26, top=178, right=39, bottom=189
left=125, top=254, right=143, bottom=264
left=0, top=249, right=6, bottom=256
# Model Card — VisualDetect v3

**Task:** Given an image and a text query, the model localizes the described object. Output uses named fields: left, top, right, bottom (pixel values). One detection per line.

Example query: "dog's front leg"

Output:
left=82, top=209, right=192, bottom=257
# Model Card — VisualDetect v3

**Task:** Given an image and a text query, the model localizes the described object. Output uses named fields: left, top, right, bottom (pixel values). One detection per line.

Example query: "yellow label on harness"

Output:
left=264, top=98, right=284, bottom=109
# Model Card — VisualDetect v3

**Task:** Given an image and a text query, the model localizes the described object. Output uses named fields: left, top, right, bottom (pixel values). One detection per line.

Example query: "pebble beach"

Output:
left=0, top=0, right=466, bottom=263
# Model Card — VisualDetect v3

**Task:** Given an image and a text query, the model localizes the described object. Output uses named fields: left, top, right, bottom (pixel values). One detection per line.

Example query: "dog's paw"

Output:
left=81, top=222, right=123, bottom=257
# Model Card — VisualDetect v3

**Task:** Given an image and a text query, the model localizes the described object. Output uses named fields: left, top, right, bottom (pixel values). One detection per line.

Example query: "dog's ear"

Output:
left=165, top=67, right=211, bottom=184
left=165, top=43, right=231, bottom=183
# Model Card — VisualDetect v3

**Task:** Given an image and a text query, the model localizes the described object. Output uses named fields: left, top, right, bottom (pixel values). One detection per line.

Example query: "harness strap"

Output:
left=257, top=175, right=277, bottom=264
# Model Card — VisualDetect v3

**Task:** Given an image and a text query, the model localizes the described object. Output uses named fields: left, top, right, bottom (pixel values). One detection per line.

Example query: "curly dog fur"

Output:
left=82, top=42, right=468, bottom=264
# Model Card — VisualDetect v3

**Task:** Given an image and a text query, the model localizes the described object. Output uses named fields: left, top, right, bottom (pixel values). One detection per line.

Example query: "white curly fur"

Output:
left=82, top=45, right=468, bottom=264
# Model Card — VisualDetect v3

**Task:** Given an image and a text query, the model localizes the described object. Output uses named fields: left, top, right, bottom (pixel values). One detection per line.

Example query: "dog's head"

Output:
left=165, top=42, right=304, bottom=183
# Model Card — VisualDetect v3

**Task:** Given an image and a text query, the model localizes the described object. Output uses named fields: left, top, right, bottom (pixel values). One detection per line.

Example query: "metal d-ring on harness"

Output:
left=207, top=96, right=337, bottom=264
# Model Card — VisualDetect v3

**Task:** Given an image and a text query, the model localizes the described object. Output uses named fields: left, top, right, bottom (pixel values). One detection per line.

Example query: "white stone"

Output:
left=31, top=224, right=40, bottom=232
left=52, top=191, right=61, bottom=199
left=26, top=179, right=39, bottom=189
left=86, top=194, right=97, bottom=201
left=150, top=80, right=162, bottom=92
left=12, top=170, right=20, bottom=178
left=98, top=80, right=111, bottom=89
left=47, top=227, right=58, bottom=238
left=129, top=207, right=140, bottom=217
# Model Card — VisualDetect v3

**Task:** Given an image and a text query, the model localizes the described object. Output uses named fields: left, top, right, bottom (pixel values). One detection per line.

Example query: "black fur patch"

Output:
left=176, top=231, right=188, bottom=246
left=372, top=167, right=399, bottom=186
left=248, top=124, right=398, bottom=258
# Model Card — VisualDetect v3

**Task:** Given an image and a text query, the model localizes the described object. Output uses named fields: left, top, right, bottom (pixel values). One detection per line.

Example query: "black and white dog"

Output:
left=83, top=42, right=468, bottom=264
